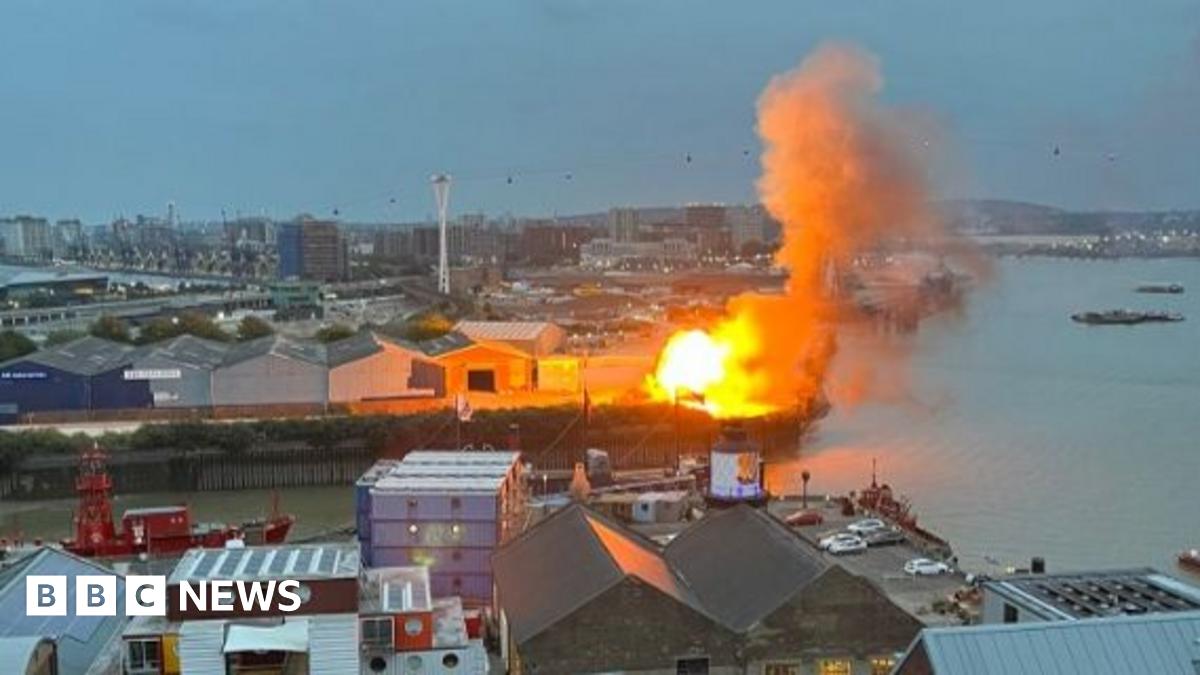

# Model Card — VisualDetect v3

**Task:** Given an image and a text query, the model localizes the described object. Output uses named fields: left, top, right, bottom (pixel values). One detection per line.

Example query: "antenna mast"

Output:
left=431, top=173, right=452, bottom=294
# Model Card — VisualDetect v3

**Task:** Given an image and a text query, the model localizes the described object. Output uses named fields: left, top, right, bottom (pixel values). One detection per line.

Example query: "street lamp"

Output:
left=801, top=469, right=811, bottom=509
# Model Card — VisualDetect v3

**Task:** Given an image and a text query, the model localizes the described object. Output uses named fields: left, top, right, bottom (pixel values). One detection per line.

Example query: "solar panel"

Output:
left=267, top=549, right=293, bottom=575
left=217, top=549, right=248, bottom=578
left=292, top=548, right=315, bottom=575
left=316, top=549, right=338, bottom=575
left=190, top=551, right=222, bottom=579
left=244, top=549, right=268, bottom=577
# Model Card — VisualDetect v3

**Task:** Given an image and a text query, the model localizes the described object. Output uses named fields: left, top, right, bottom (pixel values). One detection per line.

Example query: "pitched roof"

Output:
left=492, top=504, right=704, bottom=644
left=983, top=568, right=1200, bottom=620
left=416, top=331, right=475, bottom=357
left=136, top=334, right=231, bottom=370
left=325, top=331, right=425, bottom=367
left=18, top=336, right=137, bottom=375
left=455, top=321, right=559, bottom=342
left=663, top=504, right=828, bottom=631
left=221, top=334, right=326, bottom=367
left=905, top=610, right=1200, bottom=674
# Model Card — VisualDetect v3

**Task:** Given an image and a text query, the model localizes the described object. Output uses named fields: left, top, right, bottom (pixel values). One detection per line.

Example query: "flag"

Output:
left=455, top=394, right=473, bottom=422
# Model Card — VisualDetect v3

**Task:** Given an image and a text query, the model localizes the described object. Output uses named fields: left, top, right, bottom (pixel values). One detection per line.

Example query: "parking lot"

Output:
left=768, top=499, right=971, bottom=626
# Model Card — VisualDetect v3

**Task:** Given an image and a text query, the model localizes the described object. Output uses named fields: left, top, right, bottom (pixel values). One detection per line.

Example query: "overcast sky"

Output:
left=2, top=0, right=1198, bottom=223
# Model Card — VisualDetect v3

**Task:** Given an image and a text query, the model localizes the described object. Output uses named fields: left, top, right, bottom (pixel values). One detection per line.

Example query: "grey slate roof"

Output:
left=663, top=504, right=828, bottom=631
left=492, top=504, right=705, bottom=644
left=19, top=336, right=137, bottom=375
left=416, top=331, right=475, bottom=357
left=985, top=567, right=1200, bottom=620
left=221, top=334, right=326, bottom=367
left=325, top=331, right=425, bottom=368
left=905, top=610, right=1200, bottom=674
left=136, top=334, right=230, bottom=370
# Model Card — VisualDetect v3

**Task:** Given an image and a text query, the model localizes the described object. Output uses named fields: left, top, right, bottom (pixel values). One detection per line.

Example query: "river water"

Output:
left=4, top=258, right=1199, bottom=579
left=768, top=257, right=1200, bottom=576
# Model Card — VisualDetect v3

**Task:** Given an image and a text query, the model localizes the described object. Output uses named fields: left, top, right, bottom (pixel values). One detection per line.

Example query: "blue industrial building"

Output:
left=276, top=221, right=303, bottom=279
left=0, top=336, right=151, bottom=422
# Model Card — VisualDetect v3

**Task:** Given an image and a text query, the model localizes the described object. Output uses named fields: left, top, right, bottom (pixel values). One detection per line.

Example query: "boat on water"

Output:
left=1135, top=282, right=1185, bottom=294
left=1071, top=309, right=1185, bottom=325
left=61, top=445, right=294, bottom=559
left=1179, top=549, right=1200, bottom=574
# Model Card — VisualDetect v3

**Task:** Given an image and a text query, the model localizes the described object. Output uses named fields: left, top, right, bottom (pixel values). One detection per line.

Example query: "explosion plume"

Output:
left=648, top=43, right=978, bottom=418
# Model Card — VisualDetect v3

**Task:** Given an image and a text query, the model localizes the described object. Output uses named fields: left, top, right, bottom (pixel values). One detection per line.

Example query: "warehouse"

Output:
left=211, top=334, right=328, bottom=408
left=327, top=331, right=444, bottom=403
left=454, top=321, right=566, bottom=358
left=0, top=336, right=150, bottom=421
left=421, top=332, right=535, bottom=395
left=124, top=334, right=230, bottom=408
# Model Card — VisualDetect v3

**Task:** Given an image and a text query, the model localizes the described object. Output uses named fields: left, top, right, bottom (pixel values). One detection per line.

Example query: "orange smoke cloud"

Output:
left=647, top=43, right=980, bottom=418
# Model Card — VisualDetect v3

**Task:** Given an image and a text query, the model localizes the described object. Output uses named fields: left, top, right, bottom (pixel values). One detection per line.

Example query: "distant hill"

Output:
left=938, top=199, right=1200, bottom=235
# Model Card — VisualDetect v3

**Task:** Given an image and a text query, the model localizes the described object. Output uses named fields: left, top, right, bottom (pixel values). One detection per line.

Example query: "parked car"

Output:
left=846, top=518, right=887, bottom=535
left=904, top=558, right=952, bottom=576
left=864, top=528, right=906, bottom=547
left=784, top=510, right=824, bottom=527
left=827, top=536, right=868, bottom=555
left=819, top=532, right=861, bottom=550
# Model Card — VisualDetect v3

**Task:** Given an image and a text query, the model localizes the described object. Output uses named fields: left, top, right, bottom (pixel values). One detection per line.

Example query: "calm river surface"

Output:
left=769, top=257, right=1200, bottom=576
left=3, top=258, right=1199, bottom=579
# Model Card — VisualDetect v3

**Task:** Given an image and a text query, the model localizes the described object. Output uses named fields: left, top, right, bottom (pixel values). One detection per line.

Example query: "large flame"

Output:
left=647, top=43, right=979, bottom=419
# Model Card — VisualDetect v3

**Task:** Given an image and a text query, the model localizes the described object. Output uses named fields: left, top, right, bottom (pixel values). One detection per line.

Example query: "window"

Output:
left=871, top=656, right=897, bottom=675
left=404, top=617, right=424, bottom=637
left=443, top=653, right=460, bottom=669
left=361, top=617, right=394, bottom=650
left=1003, top=603, right=1019, bottom=623
left=369, top=656, right=387, bottom=673
left=819, top=659, right=852, bottom=675
left=126, top=639, right=161, bottom=673
left=676, top=657, right=709, bottom=675
left=450, top=497, right=462, bottom=509
left=765, top=665, right=800, bottom=675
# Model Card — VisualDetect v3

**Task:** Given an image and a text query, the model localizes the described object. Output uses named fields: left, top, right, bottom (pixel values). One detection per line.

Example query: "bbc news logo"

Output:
left=26, top=575, right=305, bottom=616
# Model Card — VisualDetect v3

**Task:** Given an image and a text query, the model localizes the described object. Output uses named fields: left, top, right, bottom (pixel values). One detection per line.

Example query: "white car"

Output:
left=904, top=558, right=951, bottom=576
left=846, top=518, right=887, bottom=535
left=827, top=536, right=868, bottom=555
left=819, top=532, right=861, bottom=550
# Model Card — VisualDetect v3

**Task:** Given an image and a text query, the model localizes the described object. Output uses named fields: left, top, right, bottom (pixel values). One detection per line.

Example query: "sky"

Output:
left=1, top=0, right=1198, bottom=223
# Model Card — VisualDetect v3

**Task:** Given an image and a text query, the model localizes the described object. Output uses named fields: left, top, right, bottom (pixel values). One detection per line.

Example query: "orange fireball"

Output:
left=646, top=317, right=776, bottom=419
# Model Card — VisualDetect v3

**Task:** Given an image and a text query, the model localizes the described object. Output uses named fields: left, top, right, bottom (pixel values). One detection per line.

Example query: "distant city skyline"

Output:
left=1, top=0, right=1198, bottom=223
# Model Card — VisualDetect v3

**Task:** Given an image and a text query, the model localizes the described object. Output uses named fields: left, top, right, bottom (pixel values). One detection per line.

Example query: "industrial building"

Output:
left=453, top=321, right=566, bottom=358
left=979, top=568, right=1200, bottom=624
left=327, top=332, right=445, bottom=403
left=363, top=451, right=526, bottom=605
left=125, top=334, right=229, bottom=408
left=421, top=332, right=535, bottom=395
left=0, top=547, right=128, bottom=675
left=492, top=504, right=922, bottom=674
left=131, top=543, right=362, bottom=675
left=894, top=611, right=1200, bottom=675
left=0, top=335, right=151, bottom=421
left=0, top=270, right=108, bottom=305
left=211, top=334, right=328, bottom=409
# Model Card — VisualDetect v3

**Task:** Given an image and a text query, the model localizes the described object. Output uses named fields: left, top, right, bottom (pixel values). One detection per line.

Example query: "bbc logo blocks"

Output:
left=26, top=575, right=164, bottom=616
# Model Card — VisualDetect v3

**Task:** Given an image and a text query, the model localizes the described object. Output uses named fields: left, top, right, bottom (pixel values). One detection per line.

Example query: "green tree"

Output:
left=90, top=315, right=131, bottom=343
left=400, top=312, right=454, bottom=341
left=44, top=329, right=86, bottom=347
left=315, top=323, right=356, bottom=343
left=236, top=316, right=274, bottom=341
left=136, top=317, right=183, bottom=344
left=176, top=311, right=231, bottom=342
left=0, top=330, right=37, bottom=362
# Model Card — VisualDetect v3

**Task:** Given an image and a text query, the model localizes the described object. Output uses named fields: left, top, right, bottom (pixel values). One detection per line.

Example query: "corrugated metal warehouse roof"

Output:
left=904, top=610, right=1200, bottom=674
left=416, top=331, right=475, bottom=357
left=985, top=568, right=1200, bottom=620
left=455, top=321, right=557, bottom=342
left=325, top=331, right=425, bottom=367
left=402, top=450, right=522, bottom=466
left=221, top=334, right=327, bottom=367
left=169, top=543, right=359, bottom=584
left=19, top=336, right=138, bottom=375
left=138, top=334, right=230, bottom=369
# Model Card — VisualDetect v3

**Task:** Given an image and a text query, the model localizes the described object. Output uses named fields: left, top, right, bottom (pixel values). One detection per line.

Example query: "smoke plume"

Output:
left=649, top=43, right=983, bottom=417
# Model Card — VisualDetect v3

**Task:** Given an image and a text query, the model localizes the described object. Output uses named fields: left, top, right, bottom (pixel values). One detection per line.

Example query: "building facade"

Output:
left=277, top=219, right=348, bottom=282
left=211, top=335, right=328, bottom=408
left=0, top=215, right=52, bottom=261
left=327, top=332, right=445, bottom=403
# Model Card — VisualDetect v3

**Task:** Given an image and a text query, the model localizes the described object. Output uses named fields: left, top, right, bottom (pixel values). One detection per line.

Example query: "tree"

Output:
left=315, top=323, right=356, bottom=343
left=0, top=331, right=36, bottom=362
left=136, top=317, right=182, bottom=344
left=90, top=315, right=131, bottom=343
left=44, top=329, right=86, bottom=347
left=400, top=312, right=454, bottom=341
left=237, top=316, right=274, bottom=341
left=176, top=311, right=231, bottom=342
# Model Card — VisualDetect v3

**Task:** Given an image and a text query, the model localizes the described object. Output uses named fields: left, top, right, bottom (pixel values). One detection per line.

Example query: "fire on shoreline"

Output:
left=645, top=319, right=777, bottom=419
